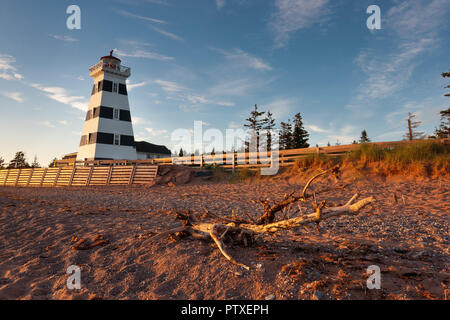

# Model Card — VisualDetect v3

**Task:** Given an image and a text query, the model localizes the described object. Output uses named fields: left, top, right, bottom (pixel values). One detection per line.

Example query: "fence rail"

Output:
left=53, top=139, right=449, bottom=170
left=0, top=165, right=158, bottom=187
left=2, top=139, right=448, bottom=188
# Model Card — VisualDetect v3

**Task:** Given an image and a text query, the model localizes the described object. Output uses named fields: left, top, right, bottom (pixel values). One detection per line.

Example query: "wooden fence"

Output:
left=0, top=165, right=158, bottom=187
left=54, top=139, right=449, bottom=170
left=2, top=139, right=447, bottom=188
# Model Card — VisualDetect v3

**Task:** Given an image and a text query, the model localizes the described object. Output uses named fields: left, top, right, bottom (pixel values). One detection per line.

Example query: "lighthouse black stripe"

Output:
left=79, top=133, right=135, bottom=146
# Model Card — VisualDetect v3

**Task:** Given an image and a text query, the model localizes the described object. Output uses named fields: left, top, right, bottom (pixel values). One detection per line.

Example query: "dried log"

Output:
left=146, top=168, right=374, bottom=270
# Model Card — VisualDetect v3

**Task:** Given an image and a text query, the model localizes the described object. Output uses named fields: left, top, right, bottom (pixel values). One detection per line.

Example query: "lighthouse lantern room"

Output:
left=77, top=51, right=137, bottom=161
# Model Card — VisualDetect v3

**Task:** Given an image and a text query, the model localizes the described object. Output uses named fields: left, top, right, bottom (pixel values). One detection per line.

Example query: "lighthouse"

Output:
left=77, top=51, right=137, bottom=161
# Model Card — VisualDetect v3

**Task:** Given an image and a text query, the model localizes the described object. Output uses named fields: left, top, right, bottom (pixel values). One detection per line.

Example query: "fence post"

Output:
left=86, top=167, right=93, bottom=186
left=27, top=168, right=33, bottom=187
left=107, top=166, right=113, bottom=185
left=15, top=169, right=21, bottom=187
left=40, top=168, right=46, bottom=187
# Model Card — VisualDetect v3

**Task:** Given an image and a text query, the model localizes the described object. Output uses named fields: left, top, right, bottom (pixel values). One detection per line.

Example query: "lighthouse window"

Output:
left=102, top=80, right=113, bottom=92
left=113, top=83, right=118, bottom=93
left=113, top=108, right=119, bottom=120
left=118, top=83, right=127, bottom=95
left=119, top=110, right=131, bottom=122
left=114, top=134, right=120, bottom=145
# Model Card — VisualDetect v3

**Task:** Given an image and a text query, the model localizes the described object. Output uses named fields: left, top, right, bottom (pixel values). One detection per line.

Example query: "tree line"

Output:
left=0, top=152, right=57, bottom=169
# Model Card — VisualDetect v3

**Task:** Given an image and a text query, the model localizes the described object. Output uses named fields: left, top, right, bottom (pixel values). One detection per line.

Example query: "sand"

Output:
left=0, top=173, right=448, bottom=300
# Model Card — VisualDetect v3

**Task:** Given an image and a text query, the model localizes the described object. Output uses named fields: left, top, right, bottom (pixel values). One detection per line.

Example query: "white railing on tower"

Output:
left=89, top=61, right=130, bottom=75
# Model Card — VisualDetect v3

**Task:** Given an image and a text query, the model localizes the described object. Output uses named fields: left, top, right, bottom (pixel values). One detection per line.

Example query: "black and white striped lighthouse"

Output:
left=77, top=51, right=137, bottom=161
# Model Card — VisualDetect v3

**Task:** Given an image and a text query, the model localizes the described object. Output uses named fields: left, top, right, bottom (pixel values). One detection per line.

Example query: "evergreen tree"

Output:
left=291, top=112, right=309, bottom=148
left=359, top=130, right=371, bottom=143
left=244, top=104, right=265, bottom=151
left=0, top=157, right=4, bottom=169
left=48, top=158, right=57, bottom=168
left=279, top=120, right=293, bottom=150
left=31, top=155, right=40, bottom=168
left=263, top=110, right=276, bottom=151
left=178, top=148, right=184, bottom=157
left=434, top=108, right=450, bottom=138
left=327, top=142, right=331, bottom=147
left=434, top=72, right=450, bottom=138
left=404, top=112, right=425, bottom=141
left=8, top=151, right=29, bottom=168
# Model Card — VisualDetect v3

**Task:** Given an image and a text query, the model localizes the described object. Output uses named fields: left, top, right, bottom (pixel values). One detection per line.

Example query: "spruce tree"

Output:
left=279, top=120, right=293, bottom=150
left=263, top=110, right=276, bottom=151
left=434, top=71, right=450, bottom=138
left=359, top=130, right=371, bottom=143
left=291, top=112, right=309, bottom=148
left=404, top=112, right=424, bottom=141
left=31, top=156, right=40, bottom=168
left=244, top=104, right=265, bottom=151
left=8, top=151, right=29, bottom=168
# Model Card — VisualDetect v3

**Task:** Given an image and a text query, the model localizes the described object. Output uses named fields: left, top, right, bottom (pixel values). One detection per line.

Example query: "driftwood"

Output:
left=147, top=166, right=375, bottom=270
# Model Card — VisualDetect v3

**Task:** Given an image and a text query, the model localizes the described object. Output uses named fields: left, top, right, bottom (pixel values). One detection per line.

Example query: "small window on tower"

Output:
left=113, top=83, right=118, bottom=93
left=114, top=134, right=120, bottom=145
left=113, top=108, right=119, bottom=120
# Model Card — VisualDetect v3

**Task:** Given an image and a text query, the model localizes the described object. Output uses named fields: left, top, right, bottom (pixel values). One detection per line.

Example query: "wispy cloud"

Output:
left=58, top=120, right=69, bottom=126
left=126, top=80, right=148, bottom=91
left=354, top=38, right=434, bottom=100
left=114, top=48, right=175, bottom=61
left=347, top=0, right=449, bottom=119
left=49, top=34, right=79, bottom=42
left=132, top=116, right=151, bottom=125
left=117, top=9, right=165, bottom=24
left=213, top=48, right=272, bottom=71
left=0, top=54, right=23, bottom=80
left=151, top=26, right=184, bottom=42
left=145, top=127, right=168, bottom=136
left=2, top=91, right=24, bottom=102
left=306, top=124, right=330, bottom=133
left=270, top=0, right=330, bottom=48
left=39, top=121, right=55, bottom=128
left=154, top=79, right=187, bottom=93
left=216, top=0, right=226, bottom=10
left=31, top=84, right=88, bottom=111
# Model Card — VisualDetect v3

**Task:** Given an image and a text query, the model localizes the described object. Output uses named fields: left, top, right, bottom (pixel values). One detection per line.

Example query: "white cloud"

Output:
left=77, top=76, right=85, bottom=81
left=126, top=80, right=148, bottom=91
left=214, top=48, right=272, bottom=71
left=151, top=26, right=184, bottom=42
left=154, top=79, right=187, bottom=93
left=306, top=124, right=329, bottom=133
left=270, top=0, right=330, bottom=48
left=209, top=78, right=254, bottom=97
left=264, top=98, right=296, bottom=119
left=2, top=91, right=24, bottom=102
left=49, top=34, right=78, bottom=42
left=31, top=84, right=88, bottom=111
left=117, top=9, right=166, bottom=24
left=39, top=121, right=55, bottom=128
left=132, top=116, right=151, bottom=125
left=216, top=0, right=225, bottom=10
left=114, top=48, right=175, bottom=61
left=58, top=120, right=69, bottom=125
left=145, top=127, right=168, bottom=136
left=0, top=54, right=23, bottom=81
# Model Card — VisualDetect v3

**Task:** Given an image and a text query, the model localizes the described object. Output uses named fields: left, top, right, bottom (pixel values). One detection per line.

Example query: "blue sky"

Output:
left=0, top=0, right=449, bottom=165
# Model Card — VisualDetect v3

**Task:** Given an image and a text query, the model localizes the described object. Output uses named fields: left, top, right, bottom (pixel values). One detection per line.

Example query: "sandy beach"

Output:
left=0, top=173, right=448, bottom=300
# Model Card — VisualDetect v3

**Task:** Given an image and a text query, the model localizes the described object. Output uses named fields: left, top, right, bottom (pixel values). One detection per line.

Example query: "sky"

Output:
left=0, top=0, right=449, bottom=166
